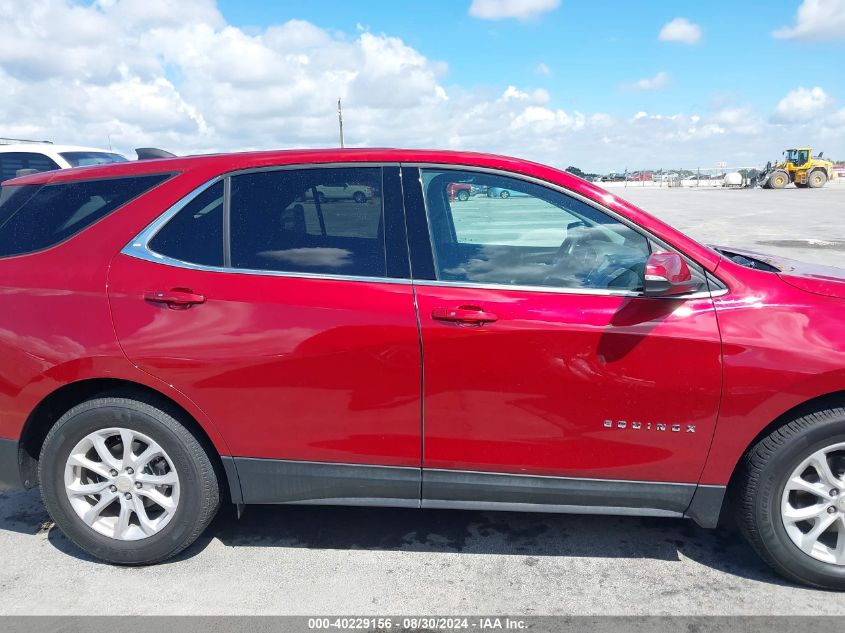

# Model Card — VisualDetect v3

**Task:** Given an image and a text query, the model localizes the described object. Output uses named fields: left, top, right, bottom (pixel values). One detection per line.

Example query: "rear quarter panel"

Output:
left=0, top=168, right=232, bottom=452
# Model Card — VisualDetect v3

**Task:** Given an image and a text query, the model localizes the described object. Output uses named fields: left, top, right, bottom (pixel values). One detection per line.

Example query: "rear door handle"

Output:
left=144, top=289, right=206, bottom=309
left=431, top=305, right=498, bottom=325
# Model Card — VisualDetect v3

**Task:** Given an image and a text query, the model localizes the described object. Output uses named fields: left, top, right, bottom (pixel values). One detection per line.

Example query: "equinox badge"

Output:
left=603, top=420, right=696, bottom=433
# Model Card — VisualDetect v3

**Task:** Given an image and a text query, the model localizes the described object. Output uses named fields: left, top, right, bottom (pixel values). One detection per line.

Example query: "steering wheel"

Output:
left=547, top=221, right=617, bottom=287
left=555, top=221, right=589, bottom=260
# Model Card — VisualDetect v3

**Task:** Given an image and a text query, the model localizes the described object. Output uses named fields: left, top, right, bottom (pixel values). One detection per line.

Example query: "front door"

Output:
left=109, top=165, right=422, bottom=505
left=406, top=167, right=722, bottom=512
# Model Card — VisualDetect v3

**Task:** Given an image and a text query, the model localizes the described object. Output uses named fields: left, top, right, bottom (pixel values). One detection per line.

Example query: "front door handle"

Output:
left=432, top=305, right=498, bottom=325
left=144, top=289, right=206, bottom=309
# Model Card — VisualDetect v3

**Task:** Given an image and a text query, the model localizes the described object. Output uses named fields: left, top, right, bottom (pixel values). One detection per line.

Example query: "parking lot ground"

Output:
left=609, top=183, right=845, bottom=269
left=3, top=184, right=845, bottom=615
left=4, top=483, right=845, bottom=615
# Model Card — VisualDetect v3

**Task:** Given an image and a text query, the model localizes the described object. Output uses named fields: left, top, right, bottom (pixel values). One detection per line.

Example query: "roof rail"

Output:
left=0, top=137, right=53, bottom=145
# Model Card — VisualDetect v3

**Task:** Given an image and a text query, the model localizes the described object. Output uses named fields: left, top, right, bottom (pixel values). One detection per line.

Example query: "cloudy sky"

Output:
left=1, top=0, right=843, bottom=171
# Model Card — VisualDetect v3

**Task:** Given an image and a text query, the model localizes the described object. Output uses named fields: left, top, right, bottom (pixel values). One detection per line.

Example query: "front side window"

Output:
left=421, top=169, right=651, bottom=291
left=0, top=152, right=60, bottom=181
left=0, top=174, right=170, bottom=257
left=229, top=167, right=385, bottom=277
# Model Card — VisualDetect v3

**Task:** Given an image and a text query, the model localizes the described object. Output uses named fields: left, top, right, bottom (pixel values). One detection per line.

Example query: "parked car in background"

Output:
left=486, top=186, right=529, bottom=198
left=3, top=149, right=845, bottom=590
left=448, top=182, right=473, bottom=201
left=0, top=142, right=127, bottom=181
left=304, top=182, right=374, bottom=203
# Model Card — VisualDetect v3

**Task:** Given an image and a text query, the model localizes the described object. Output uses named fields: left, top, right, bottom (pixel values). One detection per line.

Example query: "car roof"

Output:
left=2, top=148, right=562, bottom=186
left=0, top=143, right=120, bottom=155
left=0, top=146, right=725, bottom=271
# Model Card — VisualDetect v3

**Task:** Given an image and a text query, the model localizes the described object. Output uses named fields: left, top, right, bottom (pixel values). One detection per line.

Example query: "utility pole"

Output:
left=337, top=98, right=345, bottom=148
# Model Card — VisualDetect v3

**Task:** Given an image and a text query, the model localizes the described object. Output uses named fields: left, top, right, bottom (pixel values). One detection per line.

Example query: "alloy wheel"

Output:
left=63, top=427, right=181, bottom=541
left=781, top=442, right=845, bottom=565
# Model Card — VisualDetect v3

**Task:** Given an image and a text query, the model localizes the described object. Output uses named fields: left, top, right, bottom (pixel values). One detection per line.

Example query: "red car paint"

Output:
left=0, top=148, right=843, bottom=493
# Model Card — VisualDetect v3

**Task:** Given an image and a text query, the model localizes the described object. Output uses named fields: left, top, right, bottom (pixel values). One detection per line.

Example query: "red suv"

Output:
left=1, top=149, right=845, bottom=588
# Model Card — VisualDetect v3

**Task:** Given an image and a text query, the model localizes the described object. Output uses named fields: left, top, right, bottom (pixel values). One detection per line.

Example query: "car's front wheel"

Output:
left=736, top=407, right=845, bottom=589
left=39, top=397, right=220, bottom=565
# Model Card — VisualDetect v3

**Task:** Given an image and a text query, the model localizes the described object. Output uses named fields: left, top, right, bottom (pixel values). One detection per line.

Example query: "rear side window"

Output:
left=229, top=167, right=385, bottom=277
left=0, top=152, right=60, bottom=181
left=0, top=174, right=170, bottom=257
left=148, top=181, right=224, bottom=267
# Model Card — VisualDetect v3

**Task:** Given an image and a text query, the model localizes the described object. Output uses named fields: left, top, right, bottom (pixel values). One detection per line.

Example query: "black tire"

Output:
left=456, top=190, right=469, bottom=202
left=39, top=397, right=220, bottom=565
left=734, top=407, right=845, bottom=589
left=809, top=170, right=827, bottom=189
left=500, top=190, right=510, bottom=199
left=353, top=191, right=366, bottom=203
left=770, top=171, right=789, bottom=189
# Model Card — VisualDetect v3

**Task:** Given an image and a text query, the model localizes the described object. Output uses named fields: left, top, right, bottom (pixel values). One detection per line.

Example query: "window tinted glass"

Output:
left=148, top=181, right=224, bottom=267
left=60, top=152, right=128, bottom=167
left=0, top=174, right=169, bottom=257
left=0, top=152, right=60, bottom=181
left=230, top=168, right=385, bottom=277
left=421, top=169, right=650, bottom=291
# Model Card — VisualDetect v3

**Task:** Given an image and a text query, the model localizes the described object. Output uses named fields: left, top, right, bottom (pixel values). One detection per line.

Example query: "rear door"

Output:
left=108, top=165, right=422, bottom=506
left=404, top=166, right=723, bottom=514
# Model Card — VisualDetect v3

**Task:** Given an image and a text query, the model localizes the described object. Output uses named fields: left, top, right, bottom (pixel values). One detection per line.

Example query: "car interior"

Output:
left=422, top=171, right=652, bottom=291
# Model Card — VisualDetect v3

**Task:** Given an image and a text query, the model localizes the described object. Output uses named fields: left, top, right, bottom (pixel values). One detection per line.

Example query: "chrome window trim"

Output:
left=411, top=278, right=723, bottom=300
left=121, top=161, right=727, bottom=299
left=121, top=168, right=410, bottom=287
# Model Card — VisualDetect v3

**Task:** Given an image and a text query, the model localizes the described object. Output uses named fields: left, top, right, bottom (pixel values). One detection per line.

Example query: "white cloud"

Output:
left=773, top=0, right=845, bottom=40
left=468, top=0, right=560, bottom=21
left=773, top=86, right=832, bottom=122
left=0, top=1, right=843, bottom=172
left=658, top=17, right=702, bottom=44
left=535, top=62, right=551, bottom=75
left=623, top=72, right=670, bottom=92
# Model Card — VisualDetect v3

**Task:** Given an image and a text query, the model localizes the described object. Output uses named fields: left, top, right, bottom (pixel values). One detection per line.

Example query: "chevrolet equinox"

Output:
left=0, top=149, right=844, bottom=589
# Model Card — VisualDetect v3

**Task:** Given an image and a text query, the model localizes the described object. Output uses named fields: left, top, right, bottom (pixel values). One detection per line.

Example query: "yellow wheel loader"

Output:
left=758, top=148, right=834, bottom=189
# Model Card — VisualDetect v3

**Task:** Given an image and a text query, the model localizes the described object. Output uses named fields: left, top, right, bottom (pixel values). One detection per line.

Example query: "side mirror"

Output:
left=644, top=252, right=701, bottom=297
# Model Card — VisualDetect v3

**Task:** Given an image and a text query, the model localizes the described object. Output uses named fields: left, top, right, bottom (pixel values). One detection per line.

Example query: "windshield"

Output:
left=59, top=151, right=128, bottom=167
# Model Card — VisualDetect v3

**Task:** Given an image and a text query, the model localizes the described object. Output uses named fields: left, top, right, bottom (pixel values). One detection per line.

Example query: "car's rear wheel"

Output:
left=456, top=190, right=469, bottom=201
left=735, top=407, right=845, bottom=589
left=353, top=191, right=366, bottom=203
left=499, top=190, right=510, bottom=199
left=39, top=397, right=219, bottom=565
